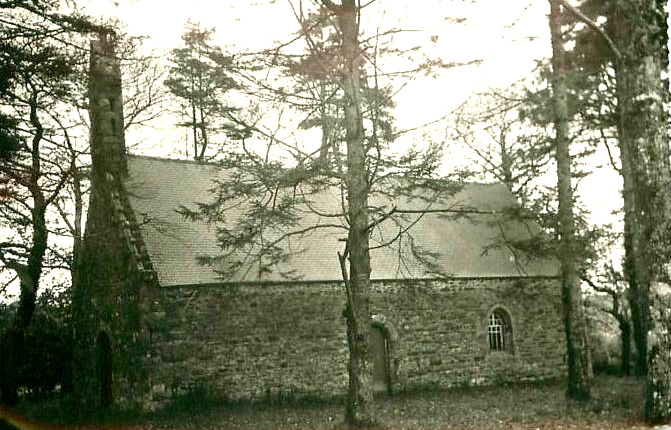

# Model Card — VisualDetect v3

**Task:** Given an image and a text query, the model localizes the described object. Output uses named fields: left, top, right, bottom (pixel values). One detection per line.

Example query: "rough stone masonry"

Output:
left=72, top=33, right=566, bottom=411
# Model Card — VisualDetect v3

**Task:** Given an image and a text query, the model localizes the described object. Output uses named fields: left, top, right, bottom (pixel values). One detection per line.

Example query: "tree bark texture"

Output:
left=618, top=113, right=645, bottom=376
left=608, top=0, right=671, bottom=421
left=607, top=0, right=671, bottom=419
left=608, top=3, right=648, bottom=378
left=333, top=0, right=376, bottom=426
left=648, top=296, right=671, bottom=423
left=548, top=0, right=592, bottom=401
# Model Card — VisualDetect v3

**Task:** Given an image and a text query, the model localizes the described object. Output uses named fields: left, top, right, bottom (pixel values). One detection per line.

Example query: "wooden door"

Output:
left=369, top=325, right=389, bottom=393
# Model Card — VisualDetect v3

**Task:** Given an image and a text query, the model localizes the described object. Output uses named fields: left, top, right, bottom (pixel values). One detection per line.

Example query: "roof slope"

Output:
left=124, top=155, right=558, bottom=286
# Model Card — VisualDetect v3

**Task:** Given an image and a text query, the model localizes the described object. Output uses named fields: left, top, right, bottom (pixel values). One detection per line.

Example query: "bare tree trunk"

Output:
left=61, top=165, right=83, bottom=395
left=331, top=0, right=375, bottom=426
left=608, top=5, right=650, bottom=377
left=0, top=95, right=49, bottom=404
left=499, top=132, right=514, bottom=190
left=548, top=0, right=592, bottom=401
left=619, top=120, right=645, bottom=375
left=198, top=106, right=208, bottom=161
left=189, top=71, right=198, bottom=160
left=69, top=165, right=84, bottom=292
left=648, top=299, right=671, bottom=422
left=619, top=318, right=631, bottom=376
left=196, top=42, right=208, bottom=161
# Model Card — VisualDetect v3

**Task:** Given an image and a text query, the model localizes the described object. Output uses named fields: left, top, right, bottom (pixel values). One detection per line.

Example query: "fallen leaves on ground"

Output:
left=13, top=375, right=659, bottom=430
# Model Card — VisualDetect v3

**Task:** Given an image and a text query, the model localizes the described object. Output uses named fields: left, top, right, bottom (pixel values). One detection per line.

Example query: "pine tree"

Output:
left=177, top=1, right=466, bottom=425
left=165, top=21, right=240, bottom=161
left=548, top=0, right=593, bottom=401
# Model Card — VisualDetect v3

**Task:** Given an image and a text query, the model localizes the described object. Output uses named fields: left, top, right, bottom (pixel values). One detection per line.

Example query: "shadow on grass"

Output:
left=6, top=375, right=648, bottom=430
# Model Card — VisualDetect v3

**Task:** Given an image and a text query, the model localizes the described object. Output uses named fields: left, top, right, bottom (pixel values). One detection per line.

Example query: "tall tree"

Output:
left=165, top=21, right=239, bottom=162
left=548, top=0, right=593, bottom=401
left=611, top=0, right=670, bottom=385
left=177, top=1, right=469, bottom=426
left=0, top=0, right=103, bottom=404
left=559, top=0, right=669, bottom=381
left=328, top=1, right=376, bottom=424
left=546, top=0, right=669, bottom=417
left=0, top=33, right=75, bottom=406
left=609, top=0, right=671, bottom=421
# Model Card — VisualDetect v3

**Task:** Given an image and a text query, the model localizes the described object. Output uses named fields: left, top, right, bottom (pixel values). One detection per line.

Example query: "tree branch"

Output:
left=581, top=274, right=617, bottom=298
left=556, top=0, right=621, bottom=59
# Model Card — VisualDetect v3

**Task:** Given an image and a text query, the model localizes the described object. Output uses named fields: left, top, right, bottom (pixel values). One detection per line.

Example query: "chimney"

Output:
left=89, top=31, right=127, bottom=180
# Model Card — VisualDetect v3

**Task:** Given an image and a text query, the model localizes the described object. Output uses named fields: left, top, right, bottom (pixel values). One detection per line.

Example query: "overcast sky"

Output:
left=85, top=0, right=552, bottom=107
left=72, top=1, right=628, bottom=228
left=75, top=0, right=622, bottom=223
left=0, top=0, right=632, bottom=300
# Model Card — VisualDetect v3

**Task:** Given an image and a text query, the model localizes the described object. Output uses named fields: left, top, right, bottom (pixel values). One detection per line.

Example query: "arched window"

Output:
left=488, top=308, right=513, bottom=352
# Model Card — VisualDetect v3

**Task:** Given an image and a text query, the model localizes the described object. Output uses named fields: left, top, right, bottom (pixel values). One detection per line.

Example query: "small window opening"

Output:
left=488, top=309, right=513, bottom=352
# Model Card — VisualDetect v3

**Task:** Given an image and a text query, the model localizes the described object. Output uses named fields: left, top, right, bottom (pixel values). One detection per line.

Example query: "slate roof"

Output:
left=124, top=155, right=559, bottom=287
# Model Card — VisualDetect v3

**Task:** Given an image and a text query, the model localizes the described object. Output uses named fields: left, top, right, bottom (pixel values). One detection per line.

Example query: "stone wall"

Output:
left=142, top=276, right=565, bottom=406
left=371, top=278, right=565, bottom=391
left=143, top=282, right=348, bottom=404
left=72, top=180, right=152, bottom=410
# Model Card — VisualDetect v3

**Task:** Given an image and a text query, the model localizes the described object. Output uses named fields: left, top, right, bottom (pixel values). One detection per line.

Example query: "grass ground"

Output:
left=8, top=375, right=655, bottom=430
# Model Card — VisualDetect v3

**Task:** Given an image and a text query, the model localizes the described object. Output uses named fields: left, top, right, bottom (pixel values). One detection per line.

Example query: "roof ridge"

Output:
left=127, top=153, right=221, bottom=167
left=127, top=154, right=507, bottom=188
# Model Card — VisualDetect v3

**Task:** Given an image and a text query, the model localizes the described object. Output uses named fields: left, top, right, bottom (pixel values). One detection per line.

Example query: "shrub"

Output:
left=0, top=287, right=72, bottom=398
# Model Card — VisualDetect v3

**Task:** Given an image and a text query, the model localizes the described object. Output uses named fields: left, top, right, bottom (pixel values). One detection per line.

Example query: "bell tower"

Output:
left=88, top=31, right=127, bottom=181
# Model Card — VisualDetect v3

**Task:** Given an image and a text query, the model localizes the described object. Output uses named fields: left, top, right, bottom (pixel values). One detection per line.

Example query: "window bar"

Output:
left=489, top=313, right=504, bottom=350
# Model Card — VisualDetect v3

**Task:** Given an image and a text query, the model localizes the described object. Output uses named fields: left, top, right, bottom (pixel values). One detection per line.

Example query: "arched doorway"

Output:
left=96, top=332, right=113, bottom=407
left=369, top=324, right=390, bottom=394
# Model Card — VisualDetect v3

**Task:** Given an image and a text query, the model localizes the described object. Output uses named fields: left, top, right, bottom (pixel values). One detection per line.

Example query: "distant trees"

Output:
left=450, top=85, right=553, bottom=205
left=582, top=229, right=632, bottom=376
left=165, top=21, right=241, bottom=161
